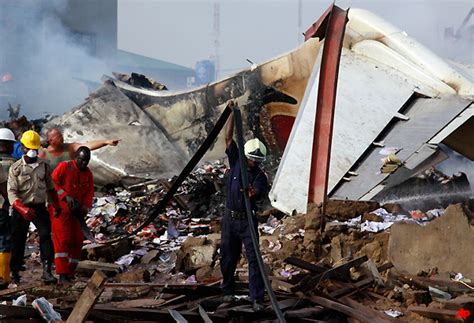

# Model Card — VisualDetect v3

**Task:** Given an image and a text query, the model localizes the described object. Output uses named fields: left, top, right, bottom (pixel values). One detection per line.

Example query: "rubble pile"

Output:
left=1, top=114, right=473, bottom=323
left=84, top=159, right=227, bottom=242
left=1, top=167, right=473, bottom=322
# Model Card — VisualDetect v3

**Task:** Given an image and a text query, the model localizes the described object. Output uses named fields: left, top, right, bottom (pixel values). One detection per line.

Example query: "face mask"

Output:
left=26, top=150, right=38, bottom=158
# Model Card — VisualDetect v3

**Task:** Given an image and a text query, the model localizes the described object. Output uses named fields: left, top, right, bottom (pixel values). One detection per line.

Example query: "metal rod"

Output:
left=102, top=106, right=232, bottom=244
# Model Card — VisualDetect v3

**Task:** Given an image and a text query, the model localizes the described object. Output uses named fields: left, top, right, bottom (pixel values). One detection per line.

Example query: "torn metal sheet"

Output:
left=269, top=48, right=418, bottom=214
left=331, top=95, right=472, bottom=201
left=46, top=38, right=322, bottom=185
left=110, top=37, right=321, bottom=163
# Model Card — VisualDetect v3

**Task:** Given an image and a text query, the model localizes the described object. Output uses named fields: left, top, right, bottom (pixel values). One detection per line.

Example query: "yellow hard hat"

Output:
left=244, top=138, right=267, bottom=162
left=20, top=130, right=41, bottom=150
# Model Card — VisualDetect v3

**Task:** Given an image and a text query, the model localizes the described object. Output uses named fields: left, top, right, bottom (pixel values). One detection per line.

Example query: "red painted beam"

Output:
left=304, top=4, right=333, bottom=41
left=307, top=6, right=348, bottom=222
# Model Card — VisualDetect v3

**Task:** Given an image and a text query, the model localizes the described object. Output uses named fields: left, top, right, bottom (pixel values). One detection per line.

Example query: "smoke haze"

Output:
left=0, top=1, right=111, bottom=120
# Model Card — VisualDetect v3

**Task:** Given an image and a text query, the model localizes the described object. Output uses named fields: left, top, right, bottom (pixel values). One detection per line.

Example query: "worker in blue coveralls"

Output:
left=221, top=100, right=269, bottom=312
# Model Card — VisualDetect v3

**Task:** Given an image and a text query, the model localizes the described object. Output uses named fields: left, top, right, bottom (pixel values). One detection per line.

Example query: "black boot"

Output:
left=41, top=261, right=57, bottom=284
left=58, top=274, right=70, bottom=284
left=11, top=271, right=20, bottom=284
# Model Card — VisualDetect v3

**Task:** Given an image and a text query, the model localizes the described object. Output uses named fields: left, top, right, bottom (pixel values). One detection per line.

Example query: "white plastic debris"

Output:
left=12, top=294, right=27, bottom=306
left=384, top=309, right=403, bottom=317
left=115, top=253, right=135, bottom=267
left=361, top=220, right=394, bottom=233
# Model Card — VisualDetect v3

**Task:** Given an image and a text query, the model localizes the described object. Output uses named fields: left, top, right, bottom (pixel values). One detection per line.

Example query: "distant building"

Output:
left=113, top=50, right=195, bottom=90
left=195, top=60, right=216, bottom=86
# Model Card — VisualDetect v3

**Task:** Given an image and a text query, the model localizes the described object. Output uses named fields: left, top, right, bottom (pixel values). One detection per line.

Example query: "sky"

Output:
left=0, top=0, right=471, bottom=119
left=118, top=0, right=473, bottom=79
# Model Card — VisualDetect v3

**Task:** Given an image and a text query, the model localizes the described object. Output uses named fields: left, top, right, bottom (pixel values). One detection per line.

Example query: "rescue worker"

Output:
left=8, top=130, right=61, bottom=284
left=39, top=127, right=119, bottom=171
left=51, top=146, right=94, bottom=284
left=0, top=128, right=17, bottom=287
left=221, top=101, right=269, bottom=312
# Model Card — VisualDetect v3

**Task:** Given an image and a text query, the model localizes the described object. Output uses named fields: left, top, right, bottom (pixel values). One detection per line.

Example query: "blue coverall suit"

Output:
left=220, top=140, right=268, bottom=302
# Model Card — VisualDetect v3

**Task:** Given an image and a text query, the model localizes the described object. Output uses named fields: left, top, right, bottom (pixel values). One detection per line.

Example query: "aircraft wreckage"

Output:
left=46, top=7, right=474, bottom=214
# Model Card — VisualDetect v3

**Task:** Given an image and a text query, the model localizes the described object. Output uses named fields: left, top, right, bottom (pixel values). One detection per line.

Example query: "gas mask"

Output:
left=26, top=150, right=38, bottom=158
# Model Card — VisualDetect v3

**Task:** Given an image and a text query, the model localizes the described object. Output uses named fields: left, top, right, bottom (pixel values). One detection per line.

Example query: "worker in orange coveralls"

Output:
left=51, top=146, right=94, bottom=284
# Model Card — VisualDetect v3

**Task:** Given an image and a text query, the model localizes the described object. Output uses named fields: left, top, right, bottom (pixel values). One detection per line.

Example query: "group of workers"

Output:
left=0, top=100, right=269, bottom=311
left=0, top=127, right=118, bottom=285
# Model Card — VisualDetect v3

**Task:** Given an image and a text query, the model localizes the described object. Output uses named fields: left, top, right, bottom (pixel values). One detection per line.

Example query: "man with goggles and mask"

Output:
left=7, top=130, right=61, bottom=284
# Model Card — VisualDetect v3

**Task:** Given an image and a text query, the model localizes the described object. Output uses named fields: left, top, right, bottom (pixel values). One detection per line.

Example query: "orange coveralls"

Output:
left=51, top=160, right=94, bottom=275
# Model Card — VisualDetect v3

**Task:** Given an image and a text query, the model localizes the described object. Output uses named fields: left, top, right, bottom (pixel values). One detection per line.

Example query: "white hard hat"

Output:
left=0, top=128, right=16, bottom=142
left=244, top=138, right=267, bottom=162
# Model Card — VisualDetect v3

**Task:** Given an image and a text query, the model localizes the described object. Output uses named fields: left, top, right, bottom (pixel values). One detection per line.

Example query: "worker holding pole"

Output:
left=220, top=100, right=269, bottom=312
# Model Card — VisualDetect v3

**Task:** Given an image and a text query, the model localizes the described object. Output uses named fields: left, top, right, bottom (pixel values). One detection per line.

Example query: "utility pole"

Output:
left=298, top=0, right=303, bottom=44
left=212, top=1, right=220, bottom=79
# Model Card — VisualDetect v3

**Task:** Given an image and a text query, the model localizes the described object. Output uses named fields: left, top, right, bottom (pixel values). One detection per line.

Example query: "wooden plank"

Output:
left=76, top=260, right=121, bottom=275
left=105, top=283, right=225, bottom=296
left=329, top=277, right=374, bottom=298
left=377, top=262, right=393, bottom=273
left=293, top=255, right=368, bottom=292
left=154, top=295, right=187, bottom=309
left=271, top=279, right=295, bottom=293
left=341, top=297, right=401, bottom=322
left=110, top=298, right=165, bottom=309
left=92, top=306, right=227, bottom=322
left=285, top=307, right=326, bottom=319
left=284, top=256, right=327, bottom=274
left=399, top=273, right=472, bottom=294
left=364, top=259, right=384, bottom=286
left=310, top=295, right=392, bottom=323
left=66, top=270, right=107, bottom=323
left=0, top=304, right=69, bottom=319
left=442, top=296, right=474, bottom=311
left=0, top=282, right=43, bottom=298
left=321, top=255, right=368, bottom=280
left=408, top=305, right=461, bottom=322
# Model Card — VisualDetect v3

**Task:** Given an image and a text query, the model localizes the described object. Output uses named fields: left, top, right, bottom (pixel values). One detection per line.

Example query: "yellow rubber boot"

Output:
left=0, top=252, right=11, bottom=283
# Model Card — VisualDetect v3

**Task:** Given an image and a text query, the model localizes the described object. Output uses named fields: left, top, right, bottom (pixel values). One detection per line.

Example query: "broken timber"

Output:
left=66, top=270, right=107, bottom=323
left=77, top=260, right=121, bottom=275
left=0, top=281, right=42, bottom=297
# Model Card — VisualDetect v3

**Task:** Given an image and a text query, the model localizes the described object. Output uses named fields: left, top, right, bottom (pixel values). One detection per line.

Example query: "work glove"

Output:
left=12, top=199, right=36, bottom=221
left=65, top=196, right=79, bottom=212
